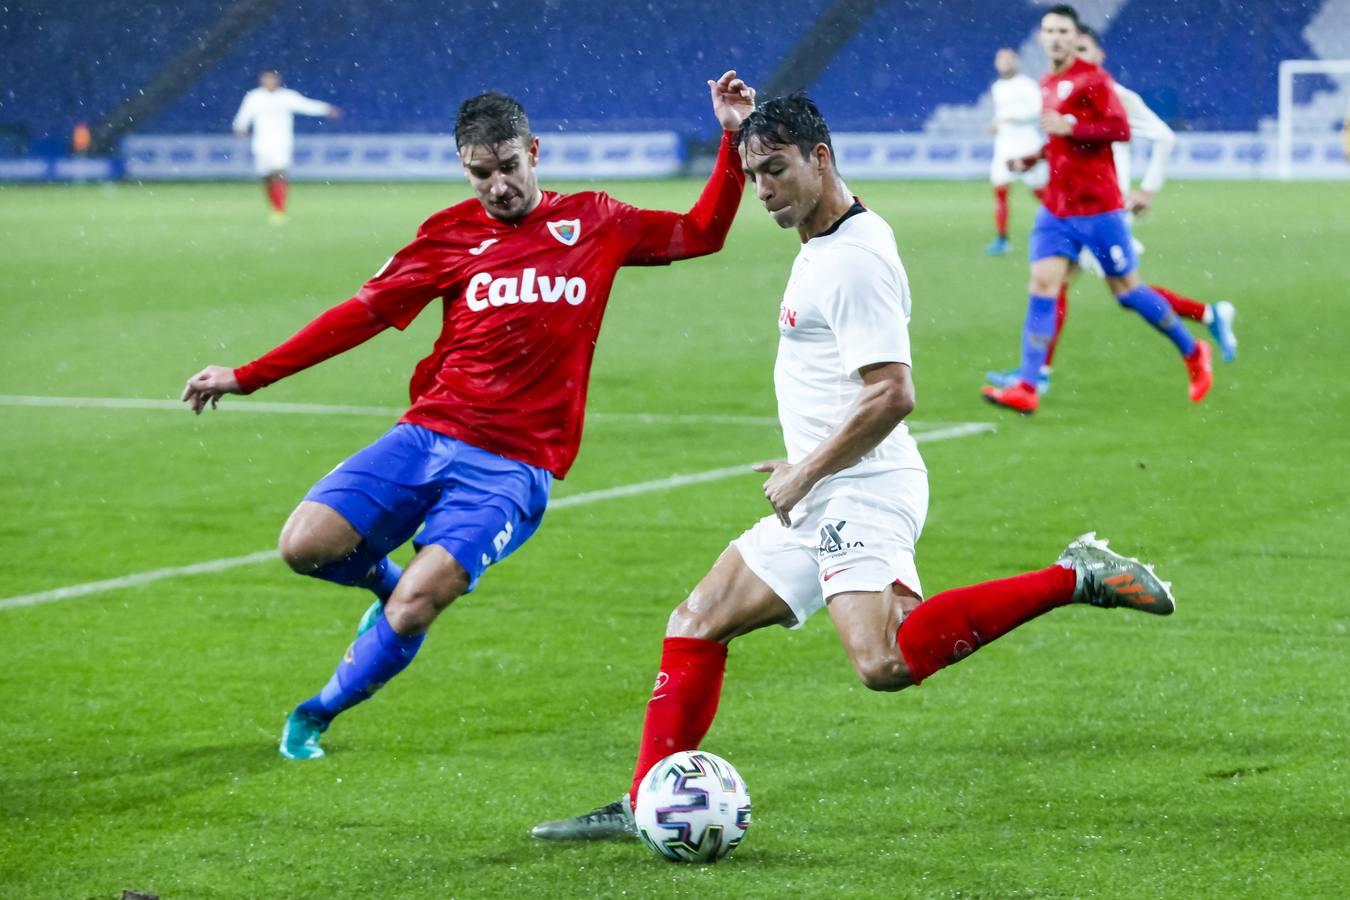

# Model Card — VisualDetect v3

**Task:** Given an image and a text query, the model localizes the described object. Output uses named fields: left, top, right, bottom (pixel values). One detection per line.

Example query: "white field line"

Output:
left=0, top=421, right=994, bottom=612
left=0, top=394, right=979, bottom=431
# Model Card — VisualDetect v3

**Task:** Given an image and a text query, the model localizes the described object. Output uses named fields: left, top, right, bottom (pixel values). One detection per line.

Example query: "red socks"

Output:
left=896, top=565, right=1077, bottom=684
left=629, top=637, right=727, bottom=802
left=1149, top=284, right=1207, bottom=321
left=993, top=185, right=1010, bottom=237
left=1044, top=283, right=1070, bottom=366
left=265, top=178, right=288, bottom=213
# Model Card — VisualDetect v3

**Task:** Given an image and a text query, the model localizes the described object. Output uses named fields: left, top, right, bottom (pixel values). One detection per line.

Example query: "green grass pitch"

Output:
left=1, top=177, right=1346, bottom=898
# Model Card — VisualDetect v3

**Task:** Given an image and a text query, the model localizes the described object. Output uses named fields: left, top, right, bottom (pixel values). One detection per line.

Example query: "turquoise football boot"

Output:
left=279, top=708, right=329, bottom=760
left=356, top=599, right=384, bottom=638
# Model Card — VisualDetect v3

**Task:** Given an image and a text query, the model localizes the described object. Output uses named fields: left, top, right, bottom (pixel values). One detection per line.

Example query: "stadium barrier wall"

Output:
left=121, top=133, right=686, bottom=181
left=1, top=133, right=1345, bottom=181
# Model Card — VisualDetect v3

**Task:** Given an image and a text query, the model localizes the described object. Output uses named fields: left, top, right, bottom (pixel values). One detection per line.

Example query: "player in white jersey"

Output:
left=232, top=69, right=341, bottom=222
left=532, top=94, right=1176, bottom=843
left=985, top=27, right=1237, bottom=393
left=986, top=48, right=1049, bottom=255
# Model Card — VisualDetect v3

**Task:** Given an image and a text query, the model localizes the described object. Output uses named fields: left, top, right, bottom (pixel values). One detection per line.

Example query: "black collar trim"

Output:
left=813, top=199, right=866, bottom=239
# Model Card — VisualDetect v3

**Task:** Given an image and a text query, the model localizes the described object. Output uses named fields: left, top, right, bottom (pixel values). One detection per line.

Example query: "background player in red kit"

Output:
left=981, top=5, right=1213, bottom=415
left=181, top=71, right=755, bottom=760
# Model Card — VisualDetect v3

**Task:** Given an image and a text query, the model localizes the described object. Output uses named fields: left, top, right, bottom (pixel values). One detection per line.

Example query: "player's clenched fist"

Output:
left=182, top=364, right=242, bottom=414
left=751, top=459, right=814, bottom=527
left=708, top=70, right=756, bottom=132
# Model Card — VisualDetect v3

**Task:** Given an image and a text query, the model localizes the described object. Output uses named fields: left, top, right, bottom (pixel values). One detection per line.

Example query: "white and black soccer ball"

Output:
left=634, top=750, right=751, bottom=863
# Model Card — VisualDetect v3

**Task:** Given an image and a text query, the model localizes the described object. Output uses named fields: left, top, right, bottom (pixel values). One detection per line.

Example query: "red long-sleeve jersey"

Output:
left=1038, top=58, right=1131, bottom=218
left=234, top=131, right=746, bottom=477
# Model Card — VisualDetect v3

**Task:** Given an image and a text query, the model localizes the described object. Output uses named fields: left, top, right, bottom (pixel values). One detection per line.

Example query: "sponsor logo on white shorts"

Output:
left=818, top=520, right=866, bottom=559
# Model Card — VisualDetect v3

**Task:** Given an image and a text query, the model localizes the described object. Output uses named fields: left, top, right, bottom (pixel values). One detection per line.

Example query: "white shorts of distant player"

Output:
left=991, top=135, right=1049, bottom=190
left=1079, top=211, right=1146, bottom=278
left=733, top=468, right=929, bottom=628
left=251, top=137, right=294, bottom=176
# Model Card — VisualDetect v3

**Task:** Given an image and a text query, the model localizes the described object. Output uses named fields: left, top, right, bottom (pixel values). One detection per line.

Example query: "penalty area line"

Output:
left=0, top=421, right=994, bottom=612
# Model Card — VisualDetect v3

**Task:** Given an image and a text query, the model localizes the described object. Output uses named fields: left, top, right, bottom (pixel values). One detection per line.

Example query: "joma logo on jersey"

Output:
left=465, top=267, right=588, bottom=312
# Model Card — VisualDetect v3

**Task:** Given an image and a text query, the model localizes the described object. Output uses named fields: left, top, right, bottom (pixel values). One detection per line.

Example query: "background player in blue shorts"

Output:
left=981, top=5, right=1213, bottom=415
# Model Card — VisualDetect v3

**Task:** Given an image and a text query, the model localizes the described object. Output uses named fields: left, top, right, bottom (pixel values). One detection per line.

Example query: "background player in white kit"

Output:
left=233, top=68, right=341, bottom=223
left=533, top=94, right=1176, bottom=842
left=986, top=48, right=1048, bottom=256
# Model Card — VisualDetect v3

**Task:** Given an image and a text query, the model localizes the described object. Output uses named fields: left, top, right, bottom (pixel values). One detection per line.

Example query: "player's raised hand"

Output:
left=709, top=70, right=756, bottom=132
left=181, top=365, right=242, bottom=415
left=752, top=459, right=813, bottom=527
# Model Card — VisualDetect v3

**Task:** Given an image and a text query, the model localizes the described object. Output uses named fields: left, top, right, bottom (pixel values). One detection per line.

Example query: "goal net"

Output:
left=1277, top=59, right=1350, bottom=179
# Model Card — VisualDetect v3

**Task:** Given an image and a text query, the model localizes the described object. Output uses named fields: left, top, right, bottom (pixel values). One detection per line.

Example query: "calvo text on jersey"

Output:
left=465, top=267, right=588, bottom=312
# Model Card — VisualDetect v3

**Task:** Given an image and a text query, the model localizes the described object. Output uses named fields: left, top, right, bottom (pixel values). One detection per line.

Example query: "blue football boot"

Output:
left=984, top=366, right=1051, bottom=394
left=1207, top=301, right=1238, bottom=363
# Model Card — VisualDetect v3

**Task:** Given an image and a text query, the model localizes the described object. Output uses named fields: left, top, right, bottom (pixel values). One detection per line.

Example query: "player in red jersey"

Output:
left=181, top=72, right=755, bottom=760
left=981, top=5, right=1213, bottom=415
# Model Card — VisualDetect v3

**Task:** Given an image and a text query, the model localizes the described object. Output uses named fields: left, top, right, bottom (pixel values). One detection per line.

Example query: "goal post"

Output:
left=1277, top=59, right=1350, bottom=180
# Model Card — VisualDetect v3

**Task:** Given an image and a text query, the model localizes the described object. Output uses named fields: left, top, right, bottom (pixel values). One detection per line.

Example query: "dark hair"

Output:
left=1043, top=4, right=1082, bottom=28
left=455, top=92, right=531, bottom=149
left=1079, top=24, right=1102, bottom=47
left=735, top=93, right=834, bottom=165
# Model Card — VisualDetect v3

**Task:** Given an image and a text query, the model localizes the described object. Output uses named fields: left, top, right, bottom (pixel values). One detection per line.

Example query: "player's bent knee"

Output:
left=854, top=654, right=914, bottom=692
left=277, top=503, right=361, bottom=575
left=277, top=528, right=329, bottom=575
left=666, top=598, right=723, bottom=642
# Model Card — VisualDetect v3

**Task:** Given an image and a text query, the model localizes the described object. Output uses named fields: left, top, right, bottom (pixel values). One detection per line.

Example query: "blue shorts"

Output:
left=304, top=424, right=552, bottom=592
left=1029, top=207, right=1136, bottom=277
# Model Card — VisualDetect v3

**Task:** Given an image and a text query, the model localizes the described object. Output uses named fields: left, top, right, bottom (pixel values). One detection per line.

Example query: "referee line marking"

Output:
left=0, top=394, right=979, bottom=430
left=0, top=421, right=994, bottom=612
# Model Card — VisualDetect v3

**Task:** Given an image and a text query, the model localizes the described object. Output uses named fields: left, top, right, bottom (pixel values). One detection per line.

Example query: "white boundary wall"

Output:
left=122, top=132, right=685, bottom=180
left=114, top=131, right=1347, bottom=182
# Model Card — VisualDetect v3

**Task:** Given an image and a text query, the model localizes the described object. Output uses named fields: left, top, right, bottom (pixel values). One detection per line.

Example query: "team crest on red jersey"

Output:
left=548, top=219, right=581, bottom=246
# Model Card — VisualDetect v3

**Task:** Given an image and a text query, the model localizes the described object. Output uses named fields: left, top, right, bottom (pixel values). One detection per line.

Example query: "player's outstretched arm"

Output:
left=180, top=297, right=389, bottom=414
left=622, top=71, right=753, bottom=264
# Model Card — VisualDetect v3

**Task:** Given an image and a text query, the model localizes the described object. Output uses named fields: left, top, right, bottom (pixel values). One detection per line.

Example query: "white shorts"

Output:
left=732, top=468, right=928, bottom=628
left=252, top=143, right=292, bottom=175
left=991, top=155, right=1049, bottom=190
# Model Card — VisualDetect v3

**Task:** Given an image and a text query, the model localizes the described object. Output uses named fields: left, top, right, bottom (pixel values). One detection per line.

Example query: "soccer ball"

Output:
left=634, top=750, right=751, bottom=863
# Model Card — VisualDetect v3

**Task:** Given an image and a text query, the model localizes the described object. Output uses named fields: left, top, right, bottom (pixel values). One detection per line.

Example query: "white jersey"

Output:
left=1112, top=82, right=1175, bottom=194
left=232, top=87, right=332, bottom=169
left=991, top=73, right=1044, bottom=159
left=774, top=206, right=925, bottom=482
